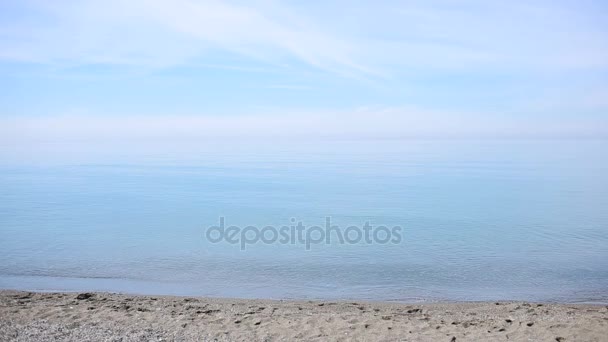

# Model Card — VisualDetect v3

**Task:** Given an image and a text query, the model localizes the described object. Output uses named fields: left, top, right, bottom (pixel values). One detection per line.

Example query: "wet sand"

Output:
left=1, top=290, right=607, bottom=341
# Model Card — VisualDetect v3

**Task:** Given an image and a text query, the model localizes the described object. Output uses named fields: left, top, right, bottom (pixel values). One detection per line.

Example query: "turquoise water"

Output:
left=1, top=140, right=607, bottom=302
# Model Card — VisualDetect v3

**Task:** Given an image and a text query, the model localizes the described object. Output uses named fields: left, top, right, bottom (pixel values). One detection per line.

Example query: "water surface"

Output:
left=1, top=139, right=607, bottom=302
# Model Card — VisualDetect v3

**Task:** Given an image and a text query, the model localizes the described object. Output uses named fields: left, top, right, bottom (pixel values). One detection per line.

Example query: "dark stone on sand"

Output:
left=76, top=293, right=94, bottom=300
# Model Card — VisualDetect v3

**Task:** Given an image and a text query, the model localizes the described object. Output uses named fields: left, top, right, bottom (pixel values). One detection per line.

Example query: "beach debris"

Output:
left=450, top=337, right=456, bottom=342
left=76, top=293, right=94, bottom=300
left=17, top=293, right=33, bottom=300
left=196, top=309, right=219, bottom=314
left=527, top=322, right=534, bottom=327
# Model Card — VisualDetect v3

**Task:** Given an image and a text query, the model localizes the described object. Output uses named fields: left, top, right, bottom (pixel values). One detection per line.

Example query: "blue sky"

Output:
left=0, top=0, right=607, bottom=140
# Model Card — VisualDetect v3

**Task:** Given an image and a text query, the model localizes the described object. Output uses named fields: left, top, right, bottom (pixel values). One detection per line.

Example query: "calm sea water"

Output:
left=1, top=139, right=607, bottom=302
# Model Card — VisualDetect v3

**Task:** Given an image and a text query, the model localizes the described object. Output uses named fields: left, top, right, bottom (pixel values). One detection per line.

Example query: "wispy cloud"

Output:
left=0, top=0, right=373, bottom=76
left=0, top=1, right=606, bottom=141
left=1, top=0, right=606, bottom=76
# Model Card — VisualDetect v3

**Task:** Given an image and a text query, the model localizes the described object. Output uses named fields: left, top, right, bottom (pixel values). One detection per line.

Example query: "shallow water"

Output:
left=1, top=139, right=607, bottom=302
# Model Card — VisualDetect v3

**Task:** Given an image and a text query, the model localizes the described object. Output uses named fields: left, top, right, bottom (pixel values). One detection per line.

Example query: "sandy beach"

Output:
left=0, top=290, right=606, bottom=341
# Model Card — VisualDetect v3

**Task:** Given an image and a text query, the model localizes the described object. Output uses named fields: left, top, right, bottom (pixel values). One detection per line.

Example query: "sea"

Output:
left=1, top=139, right=607, bottom=303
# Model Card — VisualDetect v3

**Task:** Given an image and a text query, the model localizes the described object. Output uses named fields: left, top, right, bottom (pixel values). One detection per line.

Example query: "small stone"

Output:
left=76, top=293, right=94, bottom=300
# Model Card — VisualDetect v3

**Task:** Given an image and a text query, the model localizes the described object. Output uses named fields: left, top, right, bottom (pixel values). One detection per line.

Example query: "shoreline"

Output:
left=1, top=290, right=607, bottom=341
left=3, top=275, right=607, bottom=305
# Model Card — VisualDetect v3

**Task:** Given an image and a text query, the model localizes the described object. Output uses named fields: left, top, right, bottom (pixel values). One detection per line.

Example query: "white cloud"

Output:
left=0, top=0, right=373, bottom=76
left=1, top=0, right=606, bottom=76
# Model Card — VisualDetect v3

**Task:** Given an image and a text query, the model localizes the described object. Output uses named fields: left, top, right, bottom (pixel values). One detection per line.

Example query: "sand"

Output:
left=0, top=290, right=607, bottom=341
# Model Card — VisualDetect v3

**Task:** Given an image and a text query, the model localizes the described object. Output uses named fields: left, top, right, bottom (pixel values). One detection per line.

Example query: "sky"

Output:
left=0, top=0, right=607, bottom=141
